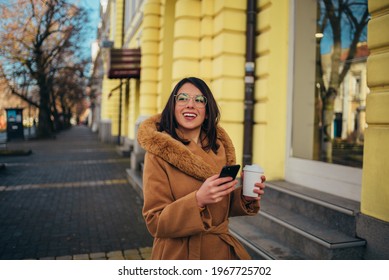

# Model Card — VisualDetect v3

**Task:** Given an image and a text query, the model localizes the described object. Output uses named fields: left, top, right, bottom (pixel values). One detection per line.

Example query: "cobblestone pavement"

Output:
left=0, top=126, right=153, bottom=260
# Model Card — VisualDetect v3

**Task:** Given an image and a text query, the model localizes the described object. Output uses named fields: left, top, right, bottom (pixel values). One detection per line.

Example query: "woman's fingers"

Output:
left=197, top=175, right=238, bottom=207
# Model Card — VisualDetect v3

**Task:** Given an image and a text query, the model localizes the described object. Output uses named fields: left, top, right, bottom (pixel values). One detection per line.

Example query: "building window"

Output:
left=286, top=0, right=368, bottom=201
left=124, top=0, right=141, bottom=29
left=315, top=0, right=369, bottom=168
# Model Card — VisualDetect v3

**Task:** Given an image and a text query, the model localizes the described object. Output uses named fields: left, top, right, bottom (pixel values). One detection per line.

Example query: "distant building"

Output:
left=0, top=79, right=37, bottom=131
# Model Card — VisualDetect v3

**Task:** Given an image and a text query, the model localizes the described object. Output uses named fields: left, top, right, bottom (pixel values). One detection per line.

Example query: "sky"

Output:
left=77, top=0, right=101, bottom=59
left=318, top=0, right=368, bottom=54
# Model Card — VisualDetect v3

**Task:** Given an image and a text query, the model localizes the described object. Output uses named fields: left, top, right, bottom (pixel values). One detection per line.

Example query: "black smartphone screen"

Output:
left=219, top=164, right=241, bottom=180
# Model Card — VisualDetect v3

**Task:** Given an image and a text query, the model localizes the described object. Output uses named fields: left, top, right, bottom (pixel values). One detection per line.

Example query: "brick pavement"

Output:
left=0, top=126, right=153, bottom=260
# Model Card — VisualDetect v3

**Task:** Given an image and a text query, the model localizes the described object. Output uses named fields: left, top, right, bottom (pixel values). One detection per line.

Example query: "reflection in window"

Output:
left=315, top=0, right=369, bottom=168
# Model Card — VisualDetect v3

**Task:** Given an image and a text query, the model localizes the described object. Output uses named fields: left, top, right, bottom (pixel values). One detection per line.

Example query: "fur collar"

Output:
left=137, top=114, right=236, bottom=181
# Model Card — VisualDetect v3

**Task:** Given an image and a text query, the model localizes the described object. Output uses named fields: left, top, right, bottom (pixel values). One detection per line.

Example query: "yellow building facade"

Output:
left=95, top=0, right=389, bottom=259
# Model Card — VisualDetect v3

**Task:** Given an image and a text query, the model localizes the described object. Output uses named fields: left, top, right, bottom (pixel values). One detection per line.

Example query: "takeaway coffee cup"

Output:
left=243, top=164, right=264, bottom=197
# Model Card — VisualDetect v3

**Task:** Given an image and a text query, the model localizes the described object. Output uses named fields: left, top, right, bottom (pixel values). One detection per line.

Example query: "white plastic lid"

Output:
left=243, top=164, right=264, bottom=173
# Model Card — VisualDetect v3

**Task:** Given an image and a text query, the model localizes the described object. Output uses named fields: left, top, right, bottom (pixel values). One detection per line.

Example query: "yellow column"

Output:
left=157, top=0, right=175, bottom=110
left=122, top=9, right=142, bottom=140
left=250, top=0, right=288, bottom=180
left=128, top=79, right=140, bottom=139
left=101, top=0, right=125, bottom=137
left=172, top=0, right=201, bottom=83
left=211, top=0, right=246, bottom=166
left=199, top=0, right=214, bottom=84
left=361, top=2, right=389, bottom=222
left=113, top=0, right=124, bottom=47
left=101, top=78, right=120, bottom=121
left=123, top=80, right=129, bottom=137
left=139, top=0, right=161, bottom=116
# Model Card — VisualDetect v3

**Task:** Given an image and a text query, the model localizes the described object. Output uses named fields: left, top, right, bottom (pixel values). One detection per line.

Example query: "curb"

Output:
left=27, top=247, right=152, bottom=260
left=0, top=149, right=32, bottom=156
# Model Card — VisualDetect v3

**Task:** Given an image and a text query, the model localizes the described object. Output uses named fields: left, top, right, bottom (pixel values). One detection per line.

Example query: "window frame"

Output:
left=285, top=0, right=362, bottom=202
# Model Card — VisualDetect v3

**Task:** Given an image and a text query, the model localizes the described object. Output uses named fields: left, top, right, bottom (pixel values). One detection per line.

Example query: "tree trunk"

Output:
left=314, top=85, right=323, bottom=161
left=321, top=87, right=337, bottom=162
left=321, top=105, right=333, bottom=162
left=36, top=85, right=54, bottom=138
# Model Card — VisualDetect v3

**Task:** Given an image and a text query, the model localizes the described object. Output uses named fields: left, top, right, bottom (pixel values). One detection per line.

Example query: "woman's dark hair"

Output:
left=158, top=77, right=221, bottom=153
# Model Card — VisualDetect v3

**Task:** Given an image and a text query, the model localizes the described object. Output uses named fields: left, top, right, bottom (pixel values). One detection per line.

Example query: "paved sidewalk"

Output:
left=0, top=126, right=153, bottom=260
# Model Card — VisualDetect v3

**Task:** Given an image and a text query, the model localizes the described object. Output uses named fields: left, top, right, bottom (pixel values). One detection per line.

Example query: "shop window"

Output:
left=286, top=0, right=368, bottom=201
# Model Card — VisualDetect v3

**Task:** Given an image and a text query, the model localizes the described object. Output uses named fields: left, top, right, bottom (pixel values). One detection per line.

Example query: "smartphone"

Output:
left=219, top=164, right=241, bottom=180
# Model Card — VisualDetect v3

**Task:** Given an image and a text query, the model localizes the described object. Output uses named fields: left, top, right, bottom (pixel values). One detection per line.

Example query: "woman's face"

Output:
left=174, top=82, right=207, bottom=137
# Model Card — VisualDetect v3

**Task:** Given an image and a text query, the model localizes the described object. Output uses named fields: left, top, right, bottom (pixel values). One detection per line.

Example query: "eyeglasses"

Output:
left=174, top=93, right=207, bottom=108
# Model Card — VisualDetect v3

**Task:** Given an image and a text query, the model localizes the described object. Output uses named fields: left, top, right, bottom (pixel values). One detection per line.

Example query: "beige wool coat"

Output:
left=137, top=114, right=259, bottom=260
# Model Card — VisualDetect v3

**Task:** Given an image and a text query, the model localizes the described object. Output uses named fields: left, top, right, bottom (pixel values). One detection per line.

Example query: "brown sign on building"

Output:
left=108, top=48, right=141, bottom=79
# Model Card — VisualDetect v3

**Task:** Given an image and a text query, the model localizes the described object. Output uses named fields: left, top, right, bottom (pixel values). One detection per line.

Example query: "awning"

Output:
left=108, top=48, right=141, bottom=79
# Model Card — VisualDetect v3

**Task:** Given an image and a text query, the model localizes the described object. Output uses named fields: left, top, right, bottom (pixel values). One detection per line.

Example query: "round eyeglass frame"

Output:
left=174, top=93, right=207, bottom=108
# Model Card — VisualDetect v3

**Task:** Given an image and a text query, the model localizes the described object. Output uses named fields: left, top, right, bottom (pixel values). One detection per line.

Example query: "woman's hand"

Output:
left=241, top=172, right=266, bottom=202
left=196, top=174, right=237, bottom=207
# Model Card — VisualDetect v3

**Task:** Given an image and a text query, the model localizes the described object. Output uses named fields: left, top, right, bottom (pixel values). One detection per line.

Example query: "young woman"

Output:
left=137, top=77, right=265, bottom=260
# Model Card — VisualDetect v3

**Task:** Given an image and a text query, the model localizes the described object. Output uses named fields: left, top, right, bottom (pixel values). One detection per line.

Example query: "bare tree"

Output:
left=52, top=62, right=87, bottom=129
left=316, top=0, right=369, bottom=162
left=0, top=0, right=91, bottom=138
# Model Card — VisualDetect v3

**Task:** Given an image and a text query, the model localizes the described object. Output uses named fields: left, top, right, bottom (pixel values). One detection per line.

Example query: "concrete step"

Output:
left=230, top=218, right=306, bottom=260
left=116, top=145, right=132, bottom=157
left=264, top=181, right=360, bottom=236
left=230, top=181, right=366, bottom=259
